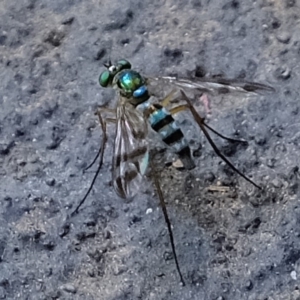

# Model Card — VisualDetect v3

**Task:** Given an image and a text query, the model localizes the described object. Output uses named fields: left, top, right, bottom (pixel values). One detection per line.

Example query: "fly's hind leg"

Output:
left=179, top=90, right=261, bottom=189
left=149, top=158, right=185, bottom=286
left=71, top=109, right=112, bottom=215
left=169, top=103, right=248, bottom=145
left=160, top=91, right=248, bottom=145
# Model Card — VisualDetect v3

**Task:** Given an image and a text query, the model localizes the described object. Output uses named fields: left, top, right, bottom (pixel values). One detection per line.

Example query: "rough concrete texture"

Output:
left=1, top=0, right=300, bottom=299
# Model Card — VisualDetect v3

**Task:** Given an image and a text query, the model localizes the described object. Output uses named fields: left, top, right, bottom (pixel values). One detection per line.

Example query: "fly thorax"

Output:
left=114, top=70, right=149, bottom=105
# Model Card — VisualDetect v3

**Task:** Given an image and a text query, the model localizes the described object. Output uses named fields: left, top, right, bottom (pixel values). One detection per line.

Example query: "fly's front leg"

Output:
left=71, top=109, right=114, bottom=215
left=179, top=90, right=261, bottom=189
left=84, top=108, right=116, bottom=171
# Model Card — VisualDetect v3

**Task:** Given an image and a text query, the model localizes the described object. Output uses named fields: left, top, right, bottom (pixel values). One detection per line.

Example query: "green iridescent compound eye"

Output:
left=117, top=59, right=131, bottom=70
left=99, top=70, right=111, bottom=87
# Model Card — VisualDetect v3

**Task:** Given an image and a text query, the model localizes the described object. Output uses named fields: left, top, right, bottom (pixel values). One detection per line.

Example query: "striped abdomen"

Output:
left=147, top=104, right=195, bottom=170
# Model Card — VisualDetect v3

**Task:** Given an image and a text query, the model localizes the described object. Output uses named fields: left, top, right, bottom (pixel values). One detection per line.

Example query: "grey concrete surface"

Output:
left=1, top=0, right=300, bottom=299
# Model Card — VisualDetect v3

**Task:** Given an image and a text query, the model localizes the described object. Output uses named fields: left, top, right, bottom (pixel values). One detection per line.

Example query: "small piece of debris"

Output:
left=276, top=32, right=291, bottom=44
left=61, top=284, right=77, bottom=294
left=146, top=208, right=153, bottom=214
left=291, top=270, right=297, bottom=280
left=207, top=185, right=230, bottom=193
left=274, top=66, right=291, bottom=80
left=172, top=159, right=184, bottom=169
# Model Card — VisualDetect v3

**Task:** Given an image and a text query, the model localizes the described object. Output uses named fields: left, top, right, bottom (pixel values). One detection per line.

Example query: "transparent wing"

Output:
left=146, top=75, right=274, bottom=116
left=163, top=76, right=274, bottom=94
left=112, top=97, right=149, bottom=199
left=147, top=75, right=274, bottom=95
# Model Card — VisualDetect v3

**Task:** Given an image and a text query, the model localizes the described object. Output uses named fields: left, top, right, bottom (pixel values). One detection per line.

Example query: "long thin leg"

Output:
left=150, top=159, right=185, bottom=286
left=84, top=117, right=116, bottom=172
left=84, top=145, right=102, bottom=172
left=71, top=111, right=108, bottom=216
left=160, top=90, right=177, bottom=107
left=202, top=121, right=248, bottom=145
left=180, top=90, right=261, bottom=189
left=169, top=104, right=188, bottom=115
left=169, top=103, right=248, bottom=145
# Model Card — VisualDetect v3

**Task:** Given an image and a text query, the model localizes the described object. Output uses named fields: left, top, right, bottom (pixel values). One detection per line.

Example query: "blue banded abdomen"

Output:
left=148, top=104, right=195, bottom=169
left=149, top=106, right=187, bottom=151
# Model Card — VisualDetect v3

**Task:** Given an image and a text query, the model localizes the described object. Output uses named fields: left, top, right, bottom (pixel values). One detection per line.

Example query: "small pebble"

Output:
left=274, top=66, right=291, bottom=80
left=245, top=280, right=253, bottom=290
left=291, top=270, right=297, bottom=280
left=267, top=158, right=276, bottom=168
left=271, top=178, right=282, bottom=188
left=172, top=159, right=184, bottom=169
left=113, top=265, right=128, bottom=276
left=46, top=178, right=56, bottom=187
left=276, top=32, right=291, bottom=44
left=87, top=269, right=95, bottom=277
left=61, top=284, right=77, bottom=294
